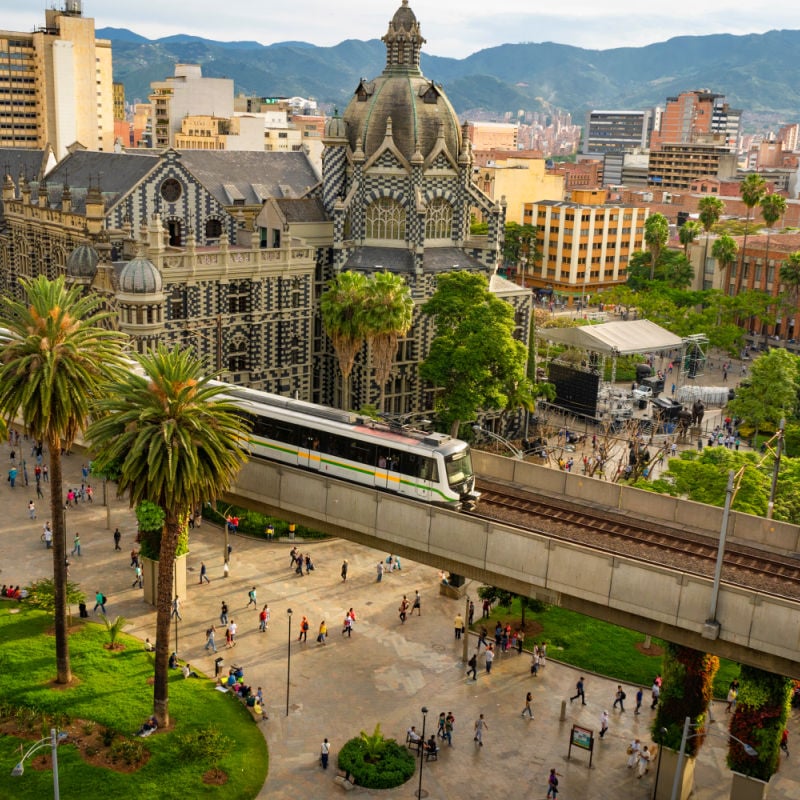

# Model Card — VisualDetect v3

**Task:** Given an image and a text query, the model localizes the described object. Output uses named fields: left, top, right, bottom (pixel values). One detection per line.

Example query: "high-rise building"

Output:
left=582, top=110, right=653, bottom=156
left=647, top=142, right=738, bottom=190
left=650, top=89, right=741, bottom=152
left=0, top=1, right=114, bottom=159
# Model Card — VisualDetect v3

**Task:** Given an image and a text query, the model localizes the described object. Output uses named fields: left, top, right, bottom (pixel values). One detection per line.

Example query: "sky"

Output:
left=6, top=1, right=800, bottom=56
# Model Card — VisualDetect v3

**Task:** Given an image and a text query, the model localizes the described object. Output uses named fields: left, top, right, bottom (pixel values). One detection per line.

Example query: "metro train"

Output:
left=218, top=384, right=479, bottom=511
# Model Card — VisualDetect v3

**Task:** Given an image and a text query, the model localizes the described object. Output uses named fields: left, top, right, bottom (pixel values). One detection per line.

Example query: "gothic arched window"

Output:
left=365, top=198, right=406, bottom=241
left=425, top=198, right=453, bottom=240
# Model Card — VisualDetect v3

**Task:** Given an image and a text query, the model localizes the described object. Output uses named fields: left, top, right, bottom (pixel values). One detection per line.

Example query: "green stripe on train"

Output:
left=252, top=441, right=453, bottom=502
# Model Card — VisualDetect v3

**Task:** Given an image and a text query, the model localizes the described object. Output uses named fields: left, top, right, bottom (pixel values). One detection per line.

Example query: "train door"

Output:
left=297, top=428, right=314, bottom=470
left=376, top=449, right=401, bottom=493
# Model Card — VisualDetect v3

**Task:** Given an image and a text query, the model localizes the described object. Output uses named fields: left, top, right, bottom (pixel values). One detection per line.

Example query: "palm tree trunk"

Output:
left=49, top=434, right=71, bottom=684
left=735, top=210, right=751, bottom=296
left=153, top=514, right=180, bottom=728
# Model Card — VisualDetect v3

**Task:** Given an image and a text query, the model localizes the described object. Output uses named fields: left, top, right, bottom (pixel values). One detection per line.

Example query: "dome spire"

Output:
left=382, top=1, right=425, bottom=75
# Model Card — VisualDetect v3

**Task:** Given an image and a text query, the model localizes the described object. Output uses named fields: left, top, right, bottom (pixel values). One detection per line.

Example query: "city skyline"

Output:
left=4, top=1, right=800, bottom=57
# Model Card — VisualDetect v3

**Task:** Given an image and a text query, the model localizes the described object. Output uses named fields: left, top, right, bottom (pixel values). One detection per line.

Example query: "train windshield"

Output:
left=445, top=449, right=473, bottom=487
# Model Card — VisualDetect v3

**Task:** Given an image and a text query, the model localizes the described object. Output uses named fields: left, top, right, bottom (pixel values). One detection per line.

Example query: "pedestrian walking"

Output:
left=627, top=738, right=641, bottom=768
left=130, top=548, right=139, bottom=568
left=71, top=533, right=81, bottom=557
left=398, top=595, right=408, bottom=624
left=412, top=590, right=421, bottom=616
left=521, top=691, right=534, bottom=719
left=547, top=768, right=561, bottom=798
left=530, top=650, right=540, bottom=676
left=132, top=564, right=143, bottom=588
left=220, top=601, right=229, bottom=626
left=342, top=612, right=353, bottom=637
left=444, top=712, right=454, bottom=746
left=726, top=680, right=739, bottom=713
left=466, top=652, right=478, bottom=681
left=35, top=479, right=44, bottom=499
left=637, top=745, right=652, bottom=778
left=265, top=523, right=275, bottom=541
left=28, top=500, right=36, bottom=519
left=228, top=619, right=237, bottom=647
left=247, top=586, right=257, bottom=608
left=651, top=680, right=661, bottom=709
left=341, top=559, right=348, bottom=581
left=473, top=713, right=487, bottom=747
left=316, top=620, right=327, bottom=644
left=570, top=677, right=586, bottom=705
left=259, top=605, right=269, bottom=632
left=113, top=527, right=122, bottom=550
left=599, top=710, right=609, bottom=738
left=171, top=595, right=182, bottom=620
left=298, top=615, right=309, bottom=642
left=468, top=601, right=475, bottom=626
left=42, top=464, right=49, bottom=482
left=376, top=561, right=383, bottom=582
left=613, top=685, right=627, bottom=712
left=635, top=687, right=643, bottom=715
left=484, top=645, right=494, bottom=674
left=781, top=729, right=789, bottom=757
left=205, top=625, right=217, bottom=653
left=454, top=613, right=464, bottom=640
left=320, top=738, right=330, bottom=769
left=93, top=590, right=107, bottom=615
left=199, top=562, right=210, bottom=584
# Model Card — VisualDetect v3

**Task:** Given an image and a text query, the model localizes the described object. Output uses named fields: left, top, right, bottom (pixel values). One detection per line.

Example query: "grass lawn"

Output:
left=477, top=599, right=739, bottom=697
left=0, top=605, right=267, bottom=799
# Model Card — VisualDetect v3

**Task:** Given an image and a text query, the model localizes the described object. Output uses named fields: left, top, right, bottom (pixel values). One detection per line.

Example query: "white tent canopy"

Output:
left=538, top=319, right=683, bottom=355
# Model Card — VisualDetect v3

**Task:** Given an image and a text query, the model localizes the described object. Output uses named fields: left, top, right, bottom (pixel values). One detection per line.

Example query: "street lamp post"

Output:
left=11, top=728, right=66, bottom=799
left=286, top=608, right=293, bottom=717
left=669, top=716, right=757, bottom=800
left=471, top=425, right=524, bottom=460
left=652, top=726, right=668, bottom=800
left=173, top=561, right=179, bottom=655
left=415, top=706, right=428, bottom=799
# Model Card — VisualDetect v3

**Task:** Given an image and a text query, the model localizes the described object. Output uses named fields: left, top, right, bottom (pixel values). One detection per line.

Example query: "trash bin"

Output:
left=638, top=398, right=647, bottom=410
left=215, top=657, right=224, bottom=678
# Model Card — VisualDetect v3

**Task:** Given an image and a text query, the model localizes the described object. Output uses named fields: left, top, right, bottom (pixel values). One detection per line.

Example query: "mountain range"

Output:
left=102, top=27, right=800, bottom=126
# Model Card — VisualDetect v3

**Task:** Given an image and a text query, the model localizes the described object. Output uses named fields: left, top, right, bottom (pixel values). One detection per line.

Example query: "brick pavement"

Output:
left=0, top=441, right=797, bottom=799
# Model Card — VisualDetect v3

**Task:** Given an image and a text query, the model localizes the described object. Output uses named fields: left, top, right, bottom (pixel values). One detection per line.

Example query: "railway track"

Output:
left=472, top=479, right=800, bottom=601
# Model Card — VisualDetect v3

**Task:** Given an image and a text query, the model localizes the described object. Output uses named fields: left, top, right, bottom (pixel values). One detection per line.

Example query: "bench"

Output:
left=424, top=745, right=439, bottom=762
left=406, top=734, right=421, bottom=753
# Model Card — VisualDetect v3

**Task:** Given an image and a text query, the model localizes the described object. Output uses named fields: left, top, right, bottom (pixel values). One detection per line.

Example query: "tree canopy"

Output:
left=421, top=271, right=528, bottom=437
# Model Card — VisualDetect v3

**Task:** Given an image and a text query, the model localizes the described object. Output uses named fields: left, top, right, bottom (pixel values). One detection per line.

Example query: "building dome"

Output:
left=119, top=255, right=162, bottom=294
left=324, top=112, right=348, bottom=140
left=342, top=2, right=461, bottom=163
left=66, top=242, right=99, bottom=279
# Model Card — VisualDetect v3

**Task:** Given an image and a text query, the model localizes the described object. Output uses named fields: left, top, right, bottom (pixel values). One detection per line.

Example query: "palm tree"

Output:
left=779, top=251, right=800, bottom=327
left=644, top=213, right=669, bottom=280
left=711, top=234, right=739, bottom=293
left=698, top=196, right=726, bottom=281
left=363, top=271, right=414, bottom=411
left=760, top=193, right=788, bottom=290
left=86, top=345, right=248, bottom=727
left=735, top=174, right=767, bottom=295
left=0, top=275, right=126, bottom=684
left=320, top=271, right=369, bottom=410
left=679, top=219, right=702, bottom=258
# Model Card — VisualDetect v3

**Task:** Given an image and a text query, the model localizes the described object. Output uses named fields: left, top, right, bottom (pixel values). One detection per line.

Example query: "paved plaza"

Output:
left=1, top=444, right=798, bottom=799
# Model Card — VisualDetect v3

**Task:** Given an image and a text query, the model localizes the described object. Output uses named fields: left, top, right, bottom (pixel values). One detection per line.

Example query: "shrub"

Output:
left=111, top=737, right=147, bottom=765
left=338, top=733, right=415, bottom=789
left=101, top=614, right=128, bottom=648
left=179, top=726, right=231, bottom=768
left=727, top=665, right=792, bottom=781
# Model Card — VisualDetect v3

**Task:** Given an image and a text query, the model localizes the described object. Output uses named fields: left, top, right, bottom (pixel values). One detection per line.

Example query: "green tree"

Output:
left=421, top=271, right=528, bottom=437
left=0, top=275, right=126, bottom=684
left=735, top=174, right=767, bottom=295
left=503, top=222, right=539, bottom=285
left=760, top=194, right=788, bottom=287
left=320, top=271, right=370, bottom=410
left=363, top=271, right=414, bottom=411
left=779, top=250, right=800, bottom=313
left=728, top=348, right=800, bottom=444
left=644, top=212, right=669, bottom=280
left=698, top=196, right=726, bottom=278
left=679, top=219, right=702, bottom=257
left=711, top=234, right=739, bottom=293
left=86, top=345, right=248, bottom=727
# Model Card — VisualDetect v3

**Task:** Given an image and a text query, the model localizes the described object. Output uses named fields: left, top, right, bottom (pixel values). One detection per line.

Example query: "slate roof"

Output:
left=178, top=150, right=320, bottom=207
left=0, top=148, right=52, bottom=184
left=40, top=150, right=159, bottom=214
left=421, top=247, right=486, bottom=273
left=275, top=197, right=328, bottom=223
left=343, top=245, right=488, bottom=275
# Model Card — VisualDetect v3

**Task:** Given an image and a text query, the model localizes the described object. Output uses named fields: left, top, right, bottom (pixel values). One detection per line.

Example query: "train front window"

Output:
left=445, top=450, right=473, bottom=486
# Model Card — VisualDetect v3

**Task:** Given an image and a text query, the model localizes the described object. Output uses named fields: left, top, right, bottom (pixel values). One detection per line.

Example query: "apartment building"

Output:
left=524, top=189, right=647, bottom=302
left=0, top=1, right=114, bottom=159
left=647, top=142, right=738, bottom=190
left=651, top=89, right=741, bottom=151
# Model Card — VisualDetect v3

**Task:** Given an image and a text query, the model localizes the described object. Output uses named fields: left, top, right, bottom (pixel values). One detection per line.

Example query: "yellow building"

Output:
left=0, top=1, right=114, bottom=159
left=113, top=82, right=126, bottom=121
left=175, top=114, right=264, bottom=151
left=466, top=121, right=518, bottom=151
left=473, top=155, right=564, bottom=223
left=525, top=189, right=648, bottom=303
